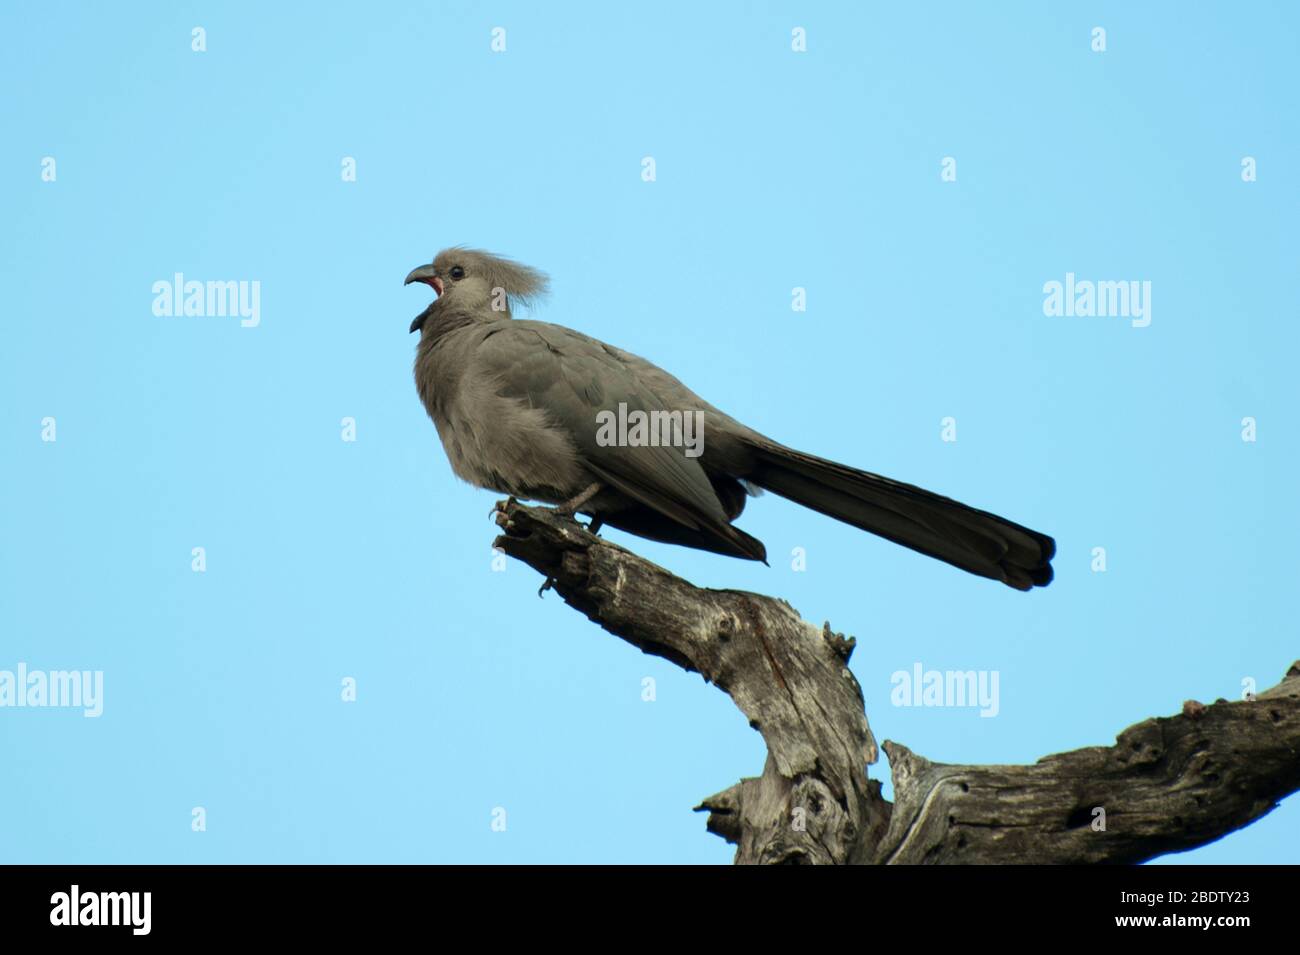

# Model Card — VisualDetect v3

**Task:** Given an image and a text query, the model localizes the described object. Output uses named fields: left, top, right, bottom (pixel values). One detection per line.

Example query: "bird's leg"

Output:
left=587, top=517, right=603, bottom=535
left=554, top=482, right=602, bottom=519
left=534, top=485, right=604, bottom=597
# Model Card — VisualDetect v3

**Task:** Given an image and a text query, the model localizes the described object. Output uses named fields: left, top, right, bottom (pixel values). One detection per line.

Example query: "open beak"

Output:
left=405, top=265, right=444, bottom=295
left=405, top=264, right=444, bottom=333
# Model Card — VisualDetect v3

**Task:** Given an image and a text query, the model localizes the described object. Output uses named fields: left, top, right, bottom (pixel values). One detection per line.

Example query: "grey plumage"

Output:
left=407, top=249, right=1055, bottom=590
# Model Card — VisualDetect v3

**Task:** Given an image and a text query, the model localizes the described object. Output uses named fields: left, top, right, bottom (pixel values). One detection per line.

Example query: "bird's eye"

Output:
left=450, top=266, right=465, bottom=280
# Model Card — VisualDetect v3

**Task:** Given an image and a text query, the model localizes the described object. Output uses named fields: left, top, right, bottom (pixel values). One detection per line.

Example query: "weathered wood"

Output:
left=492, top=499, right=1300, bottom=864
left=492, top=498, right=883, bottom=864
left=874, top=671, right=1300, bottom=864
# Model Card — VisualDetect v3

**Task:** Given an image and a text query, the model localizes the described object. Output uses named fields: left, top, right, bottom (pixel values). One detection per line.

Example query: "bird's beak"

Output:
left=406, top=264, right=444, bottom=334
left=405, top=264, right=444, bottom=296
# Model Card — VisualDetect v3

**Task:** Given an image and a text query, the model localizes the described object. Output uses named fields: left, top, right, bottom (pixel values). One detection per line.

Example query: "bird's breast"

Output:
left=415, top=341, right=585, bottom=503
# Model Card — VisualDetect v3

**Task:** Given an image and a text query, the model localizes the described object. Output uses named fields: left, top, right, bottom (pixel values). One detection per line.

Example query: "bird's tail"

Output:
left=742, top=440, right=1054, bottom=590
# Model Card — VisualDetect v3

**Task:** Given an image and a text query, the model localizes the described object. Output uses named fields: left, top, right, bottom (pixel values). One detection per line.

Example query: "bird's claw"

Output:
left=538, top=576, right=555, bottom=598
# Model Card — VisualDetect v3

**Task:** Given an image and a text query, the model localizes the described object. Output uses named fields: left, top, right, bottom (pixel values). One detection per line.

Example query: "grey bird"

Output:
left=407, top=249, right=1054, bottom=590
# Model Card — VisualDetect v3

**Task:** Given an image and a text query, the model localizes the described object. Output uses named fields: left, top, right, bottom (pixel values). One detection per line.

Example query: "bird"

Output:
left=406, top=248, right=1054, bottom=590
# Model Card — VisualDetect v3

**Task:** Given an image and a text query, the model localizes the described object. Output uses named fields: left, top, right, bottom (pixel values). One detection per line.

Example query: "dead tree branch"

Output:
left=492, top=499, right=1300, bottom=864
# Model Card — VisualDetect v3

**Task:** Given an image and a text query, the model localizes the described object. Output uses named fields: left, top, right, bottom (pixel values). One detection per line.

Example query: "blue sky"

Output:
left=1, top=2, right=1296, bottom=864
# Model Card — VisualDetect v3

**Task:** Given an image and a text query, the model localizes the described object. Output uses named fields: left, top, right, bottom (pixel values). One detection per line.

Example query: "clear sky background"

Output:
left=2, top=2, right=1296, bottom=864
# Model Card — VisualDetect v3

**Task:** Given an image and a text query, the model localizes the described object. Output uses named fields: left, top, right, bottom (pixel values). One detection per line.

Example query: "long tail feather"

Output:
left=744, top=441, right=1054, bottom=590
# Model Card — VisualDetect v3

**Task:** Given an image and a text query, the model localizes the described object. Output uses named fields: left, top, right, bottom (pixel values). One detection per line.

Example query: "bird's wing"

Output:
left=471, top=321, right=731, bottom=532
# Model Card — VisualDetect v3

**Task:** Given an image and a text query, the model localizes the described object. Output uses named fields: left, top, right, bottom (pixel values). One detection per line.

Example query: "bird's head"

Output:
left=405, top=248, right=549, bottom=333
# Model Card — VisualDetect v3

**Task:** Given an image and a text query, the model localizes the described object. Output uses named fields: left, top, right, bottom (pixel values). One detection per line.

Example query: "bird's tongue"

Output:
left=431, top=277, right=445, bottom=297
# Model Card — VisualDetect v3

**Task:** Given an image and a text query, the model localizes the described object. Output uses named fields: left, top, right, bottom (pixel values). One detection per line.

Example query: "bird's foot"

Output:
left=553, top=482, right=602, bottom=520
left=537, top=576, right=555, bottom=598
left=491, top=496, right=518, bottom=520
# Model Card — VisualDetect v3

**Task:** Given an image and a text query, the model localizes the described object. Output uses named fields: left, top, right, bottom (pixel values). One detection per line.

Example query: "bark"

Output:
left=492, top=500, right=1300, bottom=865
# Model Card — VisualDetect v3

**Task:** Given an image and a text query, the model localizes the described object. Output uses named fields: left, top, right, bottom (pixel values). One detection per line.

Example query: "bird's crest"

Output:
left=438, top=247, right=550, bottom=310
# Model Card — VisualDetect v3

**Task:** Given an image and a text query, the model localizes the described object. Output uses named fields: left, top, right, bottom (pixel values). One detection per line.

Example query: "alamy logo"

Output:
left=152, top=273, right=261, bottom=327
left=1042, top=272, right=1151, bottom=328
left=50, top=885, right=151, bottom=935
left=595, top=403, right=704, bottom=458
left=0, top=663, right=103, bottom=717
left=890, top=662, right=1000, bottom=718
